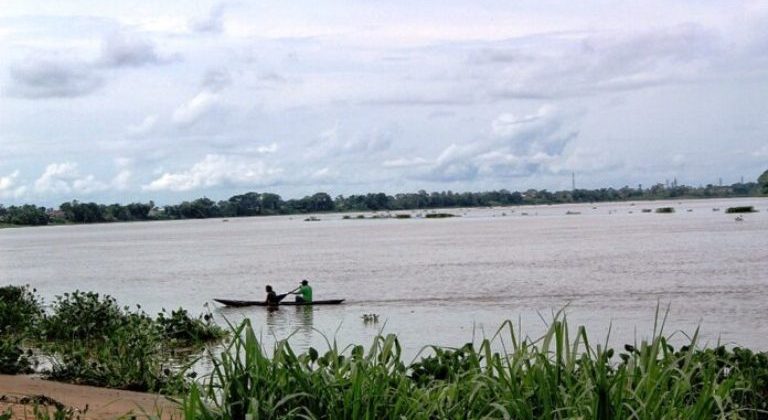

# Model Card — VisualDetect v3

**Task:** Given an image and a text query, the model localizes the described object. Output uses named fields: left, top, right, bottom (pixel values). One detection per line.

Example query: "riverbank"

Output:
left=0, top=375, right=179, bottom=419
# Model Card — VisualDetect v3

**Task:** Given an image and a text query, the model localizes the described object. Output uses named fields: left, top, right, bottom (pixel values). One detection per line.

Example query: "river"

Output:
left=2, top=197, right=767, bottom=358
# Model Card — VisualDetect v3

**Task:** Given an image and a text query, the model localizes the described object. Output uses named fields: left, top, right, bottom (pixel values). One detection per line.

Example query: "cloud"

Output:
left=172, top=91, right=222, bottom=127
left=416, top=106, right=580, bottom=182
left=753, top=145, right=768, bottom=158
left=171, top=70, right=232, bottom=127
left=308, top=125, right=394, bottom=160
left=99, top=32, right=166, bottom=67
left=127, top=115, right=159, bottom=137
left=5, top=57, right=103, bottom=99
left=480, top=25, right=722, bottom=99
left=190, top=3, right=227, bottom=33
left=382, top=157, right=429, bottom=168
left=33, top=163, right=108, bottom=195
left=0, top=171, right=27, bottom=198
left=142, top=154, right=282, bottom=192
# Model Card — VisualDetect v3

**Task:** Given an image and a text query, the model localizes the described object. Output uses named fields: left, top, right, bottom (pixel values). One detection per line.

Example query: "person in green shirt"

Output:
left=293, top=279, right=313, bottom=303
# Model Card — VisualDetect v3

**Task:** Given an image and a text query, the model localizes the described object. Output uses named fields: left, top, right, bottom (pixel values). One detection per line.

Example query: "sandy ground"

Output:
left=0, top=375, right=181, bottom=419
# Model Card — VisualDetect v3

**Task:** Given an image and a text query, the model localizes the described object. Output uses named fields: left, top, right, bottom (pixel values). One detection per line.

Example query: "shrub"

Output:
left=156, top=308, right=225, bottom=345
left=0, top=334, right=33, bottom=374
left=40, top=291, right=125, bottom=341
left=0, top=285, right=43, bottom=335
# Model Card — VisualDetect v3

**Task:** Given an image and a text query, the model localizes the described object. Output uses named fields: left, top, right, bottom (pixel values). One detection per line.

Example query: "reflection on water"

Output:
left=2, top=197, right=768, bottom=356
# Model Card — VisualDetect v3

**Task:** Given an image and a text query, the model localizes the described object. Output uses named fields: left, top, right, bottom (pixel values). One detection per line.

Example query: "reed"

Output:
left=183, top=310, right=768, bottom=419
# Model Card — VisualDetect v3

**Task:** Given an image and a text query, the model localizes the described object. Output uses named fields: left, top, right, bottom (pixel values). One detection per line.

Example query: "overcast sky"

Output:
left=1, top=1, right=767, bottom=206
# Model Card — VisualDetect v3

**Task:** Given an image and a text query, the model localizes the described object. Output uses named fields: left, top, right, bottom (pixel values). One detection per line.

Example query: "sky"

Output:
left=1, top=0, right=767, bottom=206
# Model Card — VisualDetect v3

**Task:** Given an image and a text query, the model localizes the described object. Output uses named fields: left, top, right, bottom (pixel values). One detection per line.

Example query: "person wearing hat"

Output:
left=293, top=279, right=313, bottom=303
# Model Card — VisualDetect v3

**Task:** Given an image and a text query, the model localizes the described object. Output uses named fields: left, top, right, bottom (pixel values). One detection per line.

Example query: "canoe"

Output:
left=214, top=298, right=345, bottom=307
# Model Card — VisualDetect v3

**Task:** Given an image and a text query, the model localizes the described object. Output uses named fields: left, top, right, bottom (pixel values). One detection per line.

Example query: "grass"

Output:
left=182, top=309, right=768, bottom=419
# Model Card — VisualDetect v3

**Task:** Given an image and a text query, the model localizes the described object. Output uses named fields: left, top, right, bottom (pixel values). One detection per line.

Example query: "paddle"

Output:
left=276, top=286, right=301, bottom=303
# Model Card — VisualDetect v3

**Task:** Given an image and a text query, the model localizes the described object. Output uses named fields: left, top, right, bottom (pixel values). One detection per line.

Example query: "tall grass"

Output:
left=184, top=311, right=768, bottom=419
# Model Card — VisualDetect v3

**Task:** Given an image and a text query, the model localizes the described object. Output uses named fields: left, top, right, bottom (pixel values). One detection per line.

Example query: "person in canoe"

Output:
left=265, top=285, right=289, bottom=306
left=292, top=279, right=313, bottom=303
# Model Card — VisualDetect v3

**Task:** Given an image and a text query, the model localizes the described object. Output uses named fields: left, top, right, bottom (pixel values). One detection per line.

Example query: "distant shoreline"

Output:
left=1, top=195, right=765, bottom=230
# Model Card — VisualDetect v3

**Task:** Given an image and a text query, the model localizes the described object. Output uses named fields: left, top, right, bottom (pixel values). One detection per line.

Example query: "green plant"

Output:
left=40, top=291, right=126, bottom=341
left=156, top=308, right=225, bottom=345
left=726, top=206, right=756, bottom=213
left=182, top=311, right=768, bottom=419
left=655, top=207, right=675, bottom=213
left=0, top=285, right=43, bottom=335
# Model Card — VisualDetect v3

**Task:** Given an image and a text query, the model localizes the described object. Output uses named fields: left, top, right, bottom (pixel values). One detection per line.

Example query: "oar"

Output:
left=277, top=286, right=301, bottom=303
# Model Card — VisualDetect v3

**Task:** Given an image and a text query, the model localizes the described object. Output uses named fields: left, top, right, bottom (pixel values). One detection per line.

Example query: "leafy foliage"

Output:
left=183, top=315, right=768, bottom=419
left=156, top=308, right=225, bottom=344
left=0, top=285, right=43, bottom=336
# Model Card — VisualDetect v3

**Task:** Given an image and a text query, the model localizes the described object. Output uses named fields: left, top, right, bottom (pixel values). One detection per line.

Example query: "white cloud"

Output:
left=127, top=115, right=159, bottom=137
left=111, top=170, right=132, bottom=190
left=33, top=163, right=108, bottom=195
left=0, top=171, right=27, bottom=198
left=257, top=143, right=278, bottom=154
left=142, top=154, right=282, bottom=192
left=172, top=91, right=221, bottom=127
left=383, top=157, right=429, bottom=168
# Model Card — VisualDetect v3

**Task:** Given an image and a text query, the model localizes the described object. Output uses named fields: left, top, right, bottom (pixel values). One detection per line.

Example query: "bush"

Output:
left=156, top=308, right=225, bottom=345
left=655, top=207, right=675, bottom=213
left=41, top=291, right=126, bottom=341
left=0, top=334, right=33, bottom=374
left=0, top=285, right=43, bottom=335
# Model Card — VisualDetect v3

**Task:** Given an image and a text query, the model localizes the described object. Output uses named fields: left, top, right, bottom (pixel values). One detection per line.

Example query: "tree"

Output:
left=759, top=169, right=768, bottom=195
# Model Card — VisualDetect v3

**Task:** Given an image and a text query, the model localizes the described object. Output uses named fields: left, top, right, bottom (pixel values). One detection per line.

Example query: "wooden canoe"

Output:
left=214, top=298, right=345, bottom=307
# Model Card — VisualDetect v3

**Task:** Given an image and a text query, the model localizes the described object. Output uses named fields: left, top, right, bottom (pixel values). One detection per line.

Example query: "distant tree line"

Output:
left=1, top=170, right=767, bottom=227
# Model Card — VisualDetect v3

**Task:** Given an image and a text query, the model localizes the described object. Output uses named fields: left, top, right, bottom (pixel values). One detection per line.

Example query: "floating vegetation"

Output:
left=342, top=215, right=351, bottom=219
left=424, top=213, right=456, bottom=218
left=686, top=209, right=693, bottom=212
left=713, top=208, right=721, bottom=212
left=565, top=211, right=581, bottom=215
left=655, top=207, right=675, bottom=213
left=361, top=313, right=380, bottom=324
left=304, top=216, right=321, bottom=222
left=395, top=214, right=411, bottom=219
left=642, top=209, right=652, bottom=213
left=726, top=206, right=756, bottom=213
left=735, top=216, right=744, bottom=222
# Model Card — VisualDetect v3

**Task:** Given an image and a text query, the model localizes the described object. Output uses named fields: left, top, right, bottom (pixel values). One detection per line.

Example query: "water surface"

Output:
left=2, top=197, right=767, bottom=357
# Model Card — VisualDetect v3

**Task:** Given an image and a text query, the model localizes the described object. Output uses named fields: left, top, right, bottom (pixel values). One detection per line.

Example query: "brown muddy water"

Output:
left=2, top=197, right=767, bottom=357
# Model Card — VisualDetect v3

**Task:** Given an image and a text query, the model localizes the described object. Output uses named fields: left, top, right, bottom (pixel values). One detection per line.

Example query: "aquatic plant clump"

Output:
left=726, top=206, right=757, bottom=213
left=156, top=308, right=226, bottom=344
left=655, top=207, right=675, bottom=213
left=184, top=315, right=768, bottom=419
